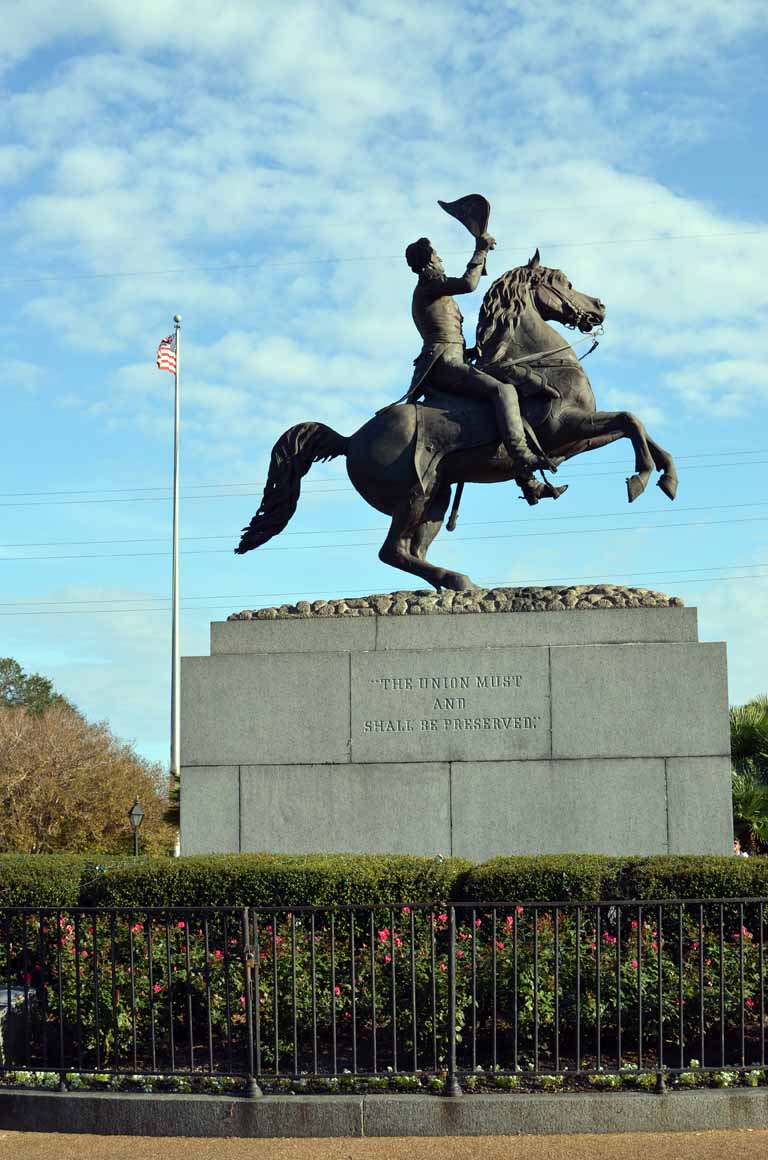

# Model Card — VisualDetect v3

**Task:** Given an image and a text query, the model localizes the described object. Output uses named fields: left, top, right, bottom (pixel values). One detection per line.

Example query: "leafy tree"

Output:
left=164, top=769, right=180, bottom=829
left=0, top=657, right=75, bottom=715
left=0, top=704, right=174, bottom=855
left=731, top=695, right=768, bottom=852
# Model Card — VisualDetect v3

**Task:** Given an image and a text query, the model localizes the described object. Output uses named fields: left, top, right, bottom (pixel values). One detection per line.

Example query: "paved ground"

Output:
left=2, top=1132, right=768, bottom=1159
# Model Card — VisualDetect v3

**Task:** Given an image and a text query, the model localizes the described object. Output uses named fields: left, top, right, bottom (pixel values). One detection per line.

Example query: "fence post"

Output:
left=242, top=908, right=262, bottom=1098
left=444, top=906, right=462, bottom=1097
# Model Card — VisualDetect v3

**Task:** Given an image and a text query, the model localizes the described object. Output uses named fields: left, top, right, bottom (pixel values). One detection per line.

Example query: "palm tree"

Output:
left=730, top=695, right=768, bottom=775
left=731, top=695, right=768, bottom=852
left=732, top=767, right=768, bottom=852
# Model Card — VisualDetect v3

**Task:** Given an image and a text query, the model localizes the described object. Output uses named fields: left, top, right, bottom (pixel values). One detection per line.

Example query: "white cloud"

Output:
left=0, top=581, right=192, bottom=758
left=0, top=144, right=38, bottom=186
left=600, top=389, right=666, bottom=429
left=665, top=358, right=768, bottom=416
left=2, top=6, right=763, bottom=404
left=695, top=569, right=768, bottom=705
left=0, top=359, right=45, bottom=393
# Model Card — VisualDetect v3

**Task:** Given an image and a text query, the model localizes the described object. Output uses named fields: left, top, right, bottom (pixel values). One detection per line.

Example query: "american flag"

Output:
left=157, top=333, right=177, bottom=374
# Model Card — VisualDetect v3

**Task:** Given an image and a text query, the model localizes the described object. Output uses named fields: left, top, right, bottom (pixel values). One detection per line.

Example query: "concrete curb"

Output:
left=3, top=1088, right=768, bottom=1137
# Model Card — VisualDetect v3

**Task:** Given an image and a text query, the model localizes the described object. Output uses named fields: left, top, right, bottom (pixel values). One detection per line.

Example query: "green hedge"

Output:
left=457, top=855, right=624, bottom=902
left=0, top=854, right=90, bottom=907
left=3, top=852, right=768, bottom=909
left=460, top=855, right=768, bottom=903
left=79, top=853, right=472, bottom=909
left=617, top=855, right=768, bottom=900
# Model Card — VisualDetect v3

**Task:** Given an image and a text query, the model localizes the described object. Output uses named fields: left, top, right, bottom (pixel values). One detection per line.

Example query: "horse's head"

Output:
left=476, top=250, right=605, bottom=362
left=524, top=249, right=605, bottom=333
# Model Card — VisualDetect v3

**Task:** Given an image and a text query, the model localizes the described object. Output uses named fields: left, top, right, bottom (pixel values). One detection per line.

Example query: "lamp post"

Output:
left=128, top=797, right=145, bottom=857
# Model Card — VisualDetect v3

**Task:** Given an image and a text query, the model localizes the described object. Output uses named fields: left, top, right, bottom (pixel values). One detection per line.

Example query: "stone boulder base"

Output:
left=227, top=583, right=683, bottom=621
left=180, top=587, right=732, bottom=858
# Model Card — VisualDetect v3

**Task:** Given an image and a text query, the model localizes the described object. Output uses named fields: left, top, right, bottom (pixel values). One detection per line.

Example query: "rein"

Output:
left=501, top=327, right=603, bottom=369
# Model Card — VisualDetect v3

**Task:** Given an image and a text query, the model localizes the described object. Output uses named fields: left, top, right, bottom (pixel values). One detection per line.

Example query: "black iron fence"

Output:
left=1, top=899, right=766, bottom=1093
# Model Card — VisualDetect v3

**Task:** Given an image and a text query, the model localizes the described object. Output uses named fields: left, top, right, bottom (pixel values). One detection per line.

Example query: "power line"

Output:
left=0, top=198, right=745, bottom=249
left=317, top=199, right=709, bottom=229
left=0, top=486, right=346, bottom=509
left=0, top=447, right=760, bottom=503
left=0, top=514, right=765, bottom=563
left=0, top=456, right=766, bottom=510
left=0, top=229, right=765, bottom=288
left=0, top=567, right=765, bottom=616
left=0, top=478, right=344, bottom=500
left=0, top=488, right=344, bottom=509
left=574, top=459, right=768, bottom=479
left=2, top=562, right=766, bottom=611
left=0, top=500, right=765, bottom=551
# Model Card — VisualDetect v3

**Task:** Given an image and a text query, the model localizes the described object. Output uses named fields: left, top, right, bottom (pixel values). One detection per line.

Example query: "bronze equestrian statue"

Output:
left=236, top=197, right=678, bottom=591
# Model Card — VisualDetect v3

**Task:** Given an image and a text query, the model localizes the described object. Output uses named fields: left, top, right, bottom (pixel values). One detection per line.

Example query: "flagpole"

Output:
left=170, top=314, right=182, bottom=786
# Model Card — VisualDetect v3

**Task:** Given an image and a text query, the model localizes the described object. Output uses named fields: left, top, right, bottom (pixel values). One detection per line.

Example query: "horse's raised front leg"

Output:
left=553, top=409, right=655, bottom=503
left=379, top=483, right=477, bottom=591
left=645, top=437, right=679, bottom=501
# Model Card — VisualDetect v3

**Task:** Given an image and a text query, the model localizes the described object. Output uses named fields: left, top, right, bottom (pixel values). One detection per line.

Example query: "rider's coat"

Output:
left=405, top=241, right=487, bottom=401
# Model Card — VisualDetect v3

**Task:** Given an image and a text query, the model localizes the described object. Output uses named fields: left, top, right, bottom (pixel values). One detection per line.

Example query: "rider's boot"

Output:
left=520, top=479, right=570, bottom=506
left=494, top=386, right=557, bottom=475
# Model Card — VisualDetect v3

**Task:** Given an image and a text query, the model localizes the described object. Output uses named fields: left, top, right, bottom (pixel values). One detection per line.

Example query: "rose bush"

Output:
left=1, top=901, right=764, bottom=1076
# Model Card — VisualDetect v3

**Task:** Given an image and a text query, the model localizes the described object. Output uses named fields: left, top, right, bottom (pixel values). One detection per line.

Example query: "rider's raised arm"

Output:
left=441, top=237, right=491, bottom=295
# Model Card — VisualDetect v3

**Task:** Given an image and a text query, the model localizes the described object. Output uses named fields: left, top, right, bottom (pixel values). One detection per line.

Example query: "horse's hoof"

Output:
left=439, top=571, right=478, bottom=591
left=658, top=473, right=678, bottom=501
left=626, top=473, right=648, bottom=503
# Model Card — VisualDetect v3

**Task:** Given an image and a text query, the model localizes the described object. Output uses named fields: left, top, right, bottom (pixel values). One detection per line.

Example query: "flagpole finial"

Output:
left=174, top=314, right=182, bottom=324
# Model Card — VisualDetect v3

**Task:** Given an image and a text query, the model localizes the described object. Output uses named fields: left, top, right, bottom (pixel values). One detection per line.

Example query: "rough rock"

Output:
left=228, top=584, right=684, bottom=620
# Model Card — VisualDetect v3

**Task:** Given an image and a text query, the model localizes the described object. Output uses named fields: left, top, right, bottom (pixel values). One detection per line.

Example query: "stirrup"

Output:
left=515, top=449, right=557, bottom=474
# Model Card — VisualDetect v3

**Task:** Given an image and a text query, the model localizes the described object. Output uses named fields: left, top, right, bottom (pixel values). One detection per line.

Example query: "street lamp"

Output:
left=128, top=797, right=145, bottom=856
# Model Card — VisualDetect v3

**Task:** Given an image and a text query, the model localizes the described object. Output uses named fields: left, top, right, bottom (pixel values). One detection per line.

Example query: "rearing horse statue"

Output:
left=236, top=250, right=678, bottom=591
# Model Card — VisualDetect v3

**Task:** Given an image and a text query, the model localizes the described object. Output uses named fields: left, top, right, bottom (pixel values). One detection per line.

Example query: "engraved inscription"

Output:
left=369, top=673, right=523, bottom=691
left=362, top=670, right=539, bottom=737
left=351, top=648, right=550, bottom=762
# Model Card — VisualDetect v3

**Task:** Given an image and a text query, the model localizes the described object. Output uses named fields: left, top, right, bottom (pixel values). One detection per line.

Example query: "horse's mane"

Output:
left=475, top=265, right=556, bottom=365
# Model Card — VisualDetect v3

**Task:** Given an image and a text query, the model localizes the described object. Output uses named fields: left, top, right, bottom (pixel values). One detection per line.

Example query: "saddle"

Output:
left=413, top=388, right=551, bottom=491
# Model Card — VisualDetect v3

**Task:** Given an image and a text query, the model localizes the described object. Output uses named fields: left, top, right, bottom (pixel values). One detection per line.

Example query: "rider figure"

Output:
left=404, top=233, right=555, bottom=479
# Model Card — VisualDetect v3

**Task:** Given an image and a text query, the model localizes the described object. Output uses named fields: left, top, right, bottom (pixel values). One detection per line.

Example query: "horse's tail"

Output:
left=235, top=422, right=349, bottom=554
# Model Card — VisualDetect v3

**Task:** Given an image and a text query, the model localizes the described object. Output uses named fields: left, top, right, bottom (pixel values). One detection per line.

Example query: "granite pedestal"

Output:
left=180, top=590, right=733, bottom=858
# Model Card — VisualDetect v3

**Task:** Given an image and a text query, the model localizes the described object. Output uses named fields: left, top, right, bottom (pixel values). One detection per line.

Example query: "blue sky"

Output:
left=1, top=1, right=766, bottom=768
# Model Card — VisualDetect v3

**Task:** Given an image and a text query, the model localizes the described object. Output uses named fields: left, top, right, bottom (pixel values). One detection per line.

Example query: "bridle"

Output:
left=497, top=277, right=604, bottom=370
left=533, top=271, right=603, bottom=334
